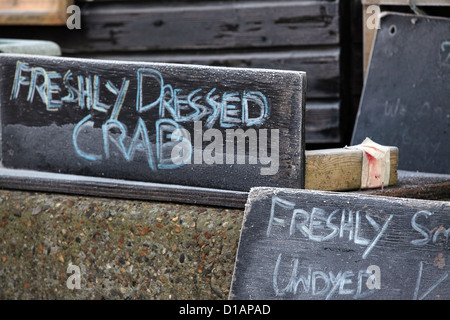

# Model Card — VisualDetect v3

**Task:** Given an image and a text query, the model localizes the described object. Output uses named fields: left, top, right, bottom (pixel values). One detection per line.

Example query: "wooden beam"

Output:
left=0, top=167, right=249, bottom=208
left=305, top=146, right=398, bottom=191
left=0, top=146, right=398, bottom=209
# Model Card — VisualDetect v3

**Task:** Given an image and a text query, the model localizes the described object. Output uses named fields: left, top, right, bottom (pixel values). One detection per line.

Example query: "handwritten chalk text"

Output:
left=266, top=196, right=393, bottom=259
left=9, top=61, right=279, bottom=174
left=272, top=253, right=377, bottom=299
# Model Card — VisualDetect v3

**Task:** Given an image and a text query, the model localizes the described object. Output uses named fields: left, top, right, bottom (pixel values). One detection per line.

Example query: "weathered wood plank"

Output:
left=365, top=170, right=450, bottom=201
left=230, top=187, right=450, bottom=299
left=0, top=1, right=338, bottom=53
left=0, top=167, right=248, bottom=208
left=81, top=48, right=341, bottom=99
left=0, top=167, right=444, bottom=210
left=0, top=54, right=305, bottom=192
left=79, top=1, right=339, bottom=51
left=305, top=101, right=340, bottom=143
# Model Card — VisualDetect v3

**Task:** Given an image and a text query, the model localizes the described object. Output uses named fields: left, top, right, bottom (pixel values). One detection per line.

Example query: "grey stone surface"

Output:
left=0, top=189, right=243, bottom=300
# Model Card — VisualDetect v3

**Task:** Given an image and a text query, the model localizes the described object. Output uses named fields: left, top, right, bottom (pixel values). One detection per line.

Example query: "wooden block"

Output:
left=0, top=54, right=306, bottom=192
left=305, top=146, right=398, bottom=191
left=230, top=187, right=450, bottom=300
left=0, top=0, right=73, bottom=25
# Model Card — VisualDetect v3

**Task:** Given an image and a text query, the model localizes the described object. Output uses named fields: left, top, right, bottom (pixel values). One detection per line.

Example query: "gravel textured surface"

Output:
left=0, top=189, right=244, bottom=300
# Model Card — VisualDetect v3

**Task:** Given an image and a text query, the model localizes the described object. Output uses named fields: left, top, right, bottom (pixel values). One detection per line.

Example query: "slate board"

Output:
left=352, top=13, right=450, bottom=174
left=230, top=187, right=450, bottom=300
left=0, top=54, right=305, bottom=192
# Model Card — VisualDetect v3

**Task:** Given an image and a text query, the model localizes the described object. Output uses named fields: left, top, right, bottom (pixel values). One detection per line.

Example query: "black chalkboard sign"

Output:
left=0, top=54, right=305, bottom=191
left=352, top=13, right=450, bottom=174
left=230, top=187, right=450, bottom=300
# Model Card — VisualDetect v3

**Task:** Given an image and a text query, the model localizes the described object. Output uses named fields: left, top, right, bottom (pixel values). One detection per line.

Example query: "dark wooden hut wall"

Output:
left=0, top=0, right=360, bottom=147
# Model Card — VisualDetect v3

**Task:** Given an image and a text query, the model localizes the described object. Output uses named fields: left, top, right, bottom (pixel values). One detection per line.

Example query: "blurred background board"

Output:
left=352, top=12, right=450, bottom=174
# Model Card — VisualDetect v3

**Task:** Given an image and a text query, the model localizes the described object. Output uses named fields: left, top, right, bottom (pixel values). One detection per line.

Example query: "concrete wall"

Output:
left=0, top=189, right=243, bottom=299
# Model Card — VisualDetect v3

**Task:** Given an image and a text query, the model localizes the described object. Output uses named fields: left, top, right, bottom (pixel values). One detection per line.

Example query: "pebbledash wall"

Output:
left=0, top=189, right=243, bottom=299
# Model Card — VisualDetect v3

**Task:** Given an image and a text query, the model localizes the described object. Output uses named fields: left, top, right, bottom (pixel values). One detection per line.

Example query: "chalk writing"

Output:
left=272, top=253, right=376, bottom=299
left=266, top=196, right=393, bottom=259
left=413, top=261, right=449, bottom=300
left=441, top=40, right=450, bottom=65
left=411, top=210, right=450, bottom=247
left=9, top=60, right=280, bottom=174
left=384, top=98, right=407, bottom=118
left=11, top=62, right=269, bottom=127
